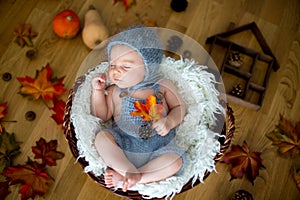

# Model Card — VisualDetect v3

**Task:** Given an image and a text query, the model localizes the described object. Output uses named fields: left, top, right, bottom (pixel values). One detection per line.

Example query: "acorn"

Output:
left=170, top=0, right=188, bottom=12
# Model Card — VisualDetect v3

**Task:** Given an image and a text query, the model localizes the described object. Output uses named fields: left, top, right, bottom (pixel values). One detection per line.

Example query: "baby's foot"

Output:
left=104, top=169, right=124, bottom=188
left=122, top=172, right=142, bottom=192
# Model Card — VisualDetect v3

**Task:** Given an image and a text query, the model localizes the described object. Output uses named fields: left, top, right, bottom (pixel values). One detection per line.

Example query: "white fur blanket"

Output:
left=70, top=57, right=225, bottom=199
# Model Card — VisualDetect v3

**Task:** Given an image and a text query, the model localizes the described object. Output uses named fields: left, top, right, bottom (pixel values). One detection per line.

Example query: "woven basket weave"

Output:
left=63, top=75, right=235, bottom=199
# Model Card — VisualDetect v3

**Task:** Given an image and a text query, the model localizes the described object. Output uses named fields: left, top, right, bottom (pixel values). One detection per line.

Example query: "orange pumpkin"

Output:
left=52, top=9, right=80, bottom=39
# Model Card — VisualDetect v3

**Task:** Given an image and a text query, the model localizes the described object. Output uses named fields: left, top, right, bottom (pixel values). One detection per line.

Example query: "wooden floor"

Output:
left=1, top=0, right=300, bottom=199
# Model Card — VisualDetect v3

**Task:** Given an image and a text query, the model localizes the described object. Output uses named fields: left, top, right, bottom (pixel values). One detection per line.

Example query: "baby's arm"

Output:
left=91, top=74, right=113, bottom=122
left=153, top=79, right=186, bottom=136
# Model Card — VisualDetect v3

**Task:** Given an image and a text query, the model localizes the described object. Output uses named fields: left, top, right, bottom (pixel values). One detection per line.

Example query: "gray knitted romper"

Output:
left=105, top=84, right=185, bottom=173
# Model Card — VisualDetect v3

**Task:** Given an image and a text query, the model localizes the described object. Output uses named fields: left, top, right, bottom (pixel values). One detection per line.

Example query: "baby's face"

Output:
left=109, top=45, right=145, bottom=88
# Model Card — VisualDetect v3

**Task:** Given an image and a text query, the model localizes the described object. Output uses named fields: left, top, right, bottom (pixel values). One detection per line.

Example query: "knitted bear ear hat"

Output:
left=107, top=25, right=163, bottom=90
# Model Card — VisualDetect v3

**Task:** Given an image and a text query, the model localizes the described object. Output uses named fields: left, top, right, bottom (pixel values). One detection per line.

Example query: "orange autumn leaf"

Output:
left=5, top=159, right=54, bottom=200
left=17, top=63, right=67, bottom=101
left=130, top=94, right=163, bottom=121
left=266, top=115, right=300, bottom=155
left=222, top=141, right=265, bottom=185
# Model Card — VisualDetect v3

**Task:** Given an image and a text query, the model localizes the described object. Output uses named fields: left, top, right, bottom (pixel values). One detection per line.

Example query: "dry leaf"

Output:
left=130, top=94, right=163, bottom=121
left=31, top=138, right=64, bottom=166
left=222, top=141, right=265, bottom=185
left=0, top=131, right=21, bottom=174
left=13, top=24, right=38, bottom=47
left=17, top=63, right=67, bottom=101
left=266, top=115, right=300, bottom=155
left=5, top=159, right=53, bottom=200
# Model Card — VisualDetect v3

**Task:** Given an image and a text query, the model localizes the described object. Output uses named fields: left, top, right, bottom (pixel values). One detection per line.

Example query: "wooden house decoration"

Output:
left=205, top=22, right=279, bottom=111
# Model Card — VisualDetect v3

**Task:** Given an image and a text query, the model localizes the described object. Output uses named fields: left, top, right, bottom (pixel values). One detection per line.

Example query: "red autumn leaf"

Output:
left=5, top=159, right=54, bottom=200
left=0, top=102, right=8, bottom=120
left=113, top=0, right=136, bottom=10
left=266, top=115, right=300, bottom=155
left=130, top=94, right=163, bottom=121
left=31, top=138, right=64, bottom=166
left=17, top=63, right=67, bottom=101
left=222, top=141, right=265, bottom=185
left=0, top=102, right=8, bottom=133
left=0, top=180, right=11, bottom=200
left=50, top=97, right=66, bottom=125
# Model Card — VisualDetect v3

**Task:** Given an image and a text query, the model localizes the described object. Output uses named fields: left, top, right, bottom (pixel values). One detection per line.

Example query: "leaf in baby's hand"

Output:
left=0, top=131, right=21, bottom=174
left=32, top=138, right=64, bottom=166
left=5, top=159, right=53, bottom=200
left=130, top=94, right=163, bottom=121
left=17, top=63, right=67, bottom=101
left=266, top=115, right=300, bottom=155
left=149, top=104, right=163, bottom=121
left=50, top=98, right=66, bottom=125
left=131, top=100, right=150, bottom=121
left=222, top=141, right=265, bottom=185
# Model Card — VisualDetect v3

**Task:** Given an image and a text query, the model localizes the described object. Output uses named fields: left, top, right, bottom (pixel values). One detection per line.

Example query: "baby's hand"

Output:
left=152, top=118, right=171, bottom=136
left=92, top=73, right=106, bottom=90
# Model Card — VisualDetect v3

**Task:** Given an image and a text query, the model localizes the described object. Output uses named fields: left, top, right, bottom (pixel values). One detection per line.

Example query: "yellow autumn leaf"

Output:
left=130, top=94, right=163, bottom=121
left=17, top=63, right=66, bottom=101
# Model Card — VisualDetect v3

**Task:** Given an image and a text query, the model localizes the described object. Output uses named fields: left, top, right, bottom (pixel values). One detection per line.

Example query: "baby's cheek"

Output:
left=108, top=71, right=113, bottom=81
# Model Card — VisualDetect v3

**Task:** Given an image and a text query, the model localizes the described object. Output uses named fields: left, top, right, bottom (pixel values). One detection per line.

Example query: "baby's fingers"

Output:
left=92, top=74, right=107, bottom=90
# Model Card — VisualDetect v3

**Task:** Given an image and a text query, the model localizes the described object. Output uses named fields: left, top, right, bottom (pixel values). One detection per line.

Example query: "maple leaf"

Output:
left=222, top=141, right=265, bottom=185
left=266, top=115, right=300, bottom=155
left=113, top=0, right=136, bottom=11
left=130, top=94, right=163, bottom=121
left=32, top=138, right=64, bottom=166
left=0, top=102, right=8, bottom=133
left=0, top=131, right=21, bottom=174
left=13, top=24, right=38, bottom=47
left=0, top=102, right=8, bottom=120
left=17, top=63, right=67, bottom=101
left=50, top=97, right=66, bottom=125
left=5, top=158, right=54, bottom=200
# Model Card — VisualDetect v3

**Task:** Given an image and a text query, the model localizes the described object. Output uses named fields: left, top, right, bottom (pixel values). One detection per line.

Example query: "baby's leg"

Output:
left=94, top=131, right=141, bottom=191
left=138, top=153, right=183, bottom=184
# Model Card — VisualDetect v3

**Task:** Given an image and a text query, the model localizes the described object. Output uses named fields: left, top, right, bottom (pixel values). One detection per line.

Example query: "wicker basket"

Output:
left=63, top=75, right=235, bottom=199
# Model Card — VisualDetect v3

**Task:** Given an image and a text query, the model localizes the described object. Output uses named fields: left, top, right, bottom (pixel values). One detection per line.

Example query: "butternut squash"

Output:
left=82, top=5, right=109, bottom=49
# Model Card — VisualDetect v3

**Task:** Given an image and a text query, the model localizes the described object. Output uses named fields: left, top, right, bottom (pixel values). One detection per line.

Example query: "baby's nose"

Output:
left=112, top=66, right=124, bottom=75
